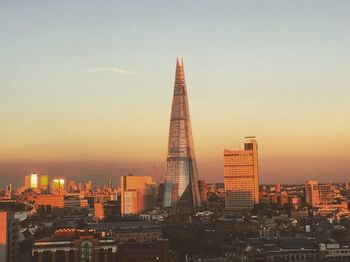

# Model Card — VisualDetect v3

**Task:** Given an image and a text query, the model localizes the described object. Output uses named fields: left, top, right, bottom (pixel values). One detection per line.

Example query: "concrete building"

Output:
left=305, top=180, right=320, bottom=207
left=224, top=137, right=259, bottom=211
left=94, top=202, right=105, bottom=221
left=90, top=221, right=162, bottom=243
left=0, top=211, right=20, bottom=262
left=24, top=176, right=30, bottom=189
left=35, top=194, right=65, bottom=209
left=32, top=229, right=117, bottom=262
left=121, top=175, right=155, bottom=216
left=319, top=183, right=334, bottom=205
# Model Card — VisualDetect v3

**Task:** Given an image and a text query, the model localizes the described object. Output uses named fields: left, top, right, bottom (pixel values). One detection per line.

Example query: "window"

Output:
left=80, top=240, right=94, bottom=262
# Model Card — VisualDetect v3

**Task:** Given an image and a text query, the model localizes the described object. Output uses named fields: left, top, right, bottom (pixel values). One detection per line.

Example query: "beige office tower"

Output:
left=121, top=175, right=155, bottom=216
left=224, top=137, right=259, bottom=211
left=305, top=180, right=320, bottom=207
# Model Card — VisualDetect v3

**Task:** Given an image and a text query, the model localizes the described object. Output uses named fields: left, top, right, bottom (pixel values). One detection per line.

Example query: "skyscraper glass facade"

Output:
left=163, top=58, right=201, bottom=212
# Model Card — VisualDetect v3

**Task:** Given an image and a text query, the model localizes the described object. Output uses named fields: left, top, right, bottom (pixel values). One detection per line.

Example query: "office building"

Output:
left=52, top=178, right=65, bottom=194
left=24, top=176, right=31, bottom=189
left=24, top=173, right=38, bottom=190
left=305, top=180, right=320, bottom=207
left=163, top=58, right=201, bottom=213
left=319, top=183, right=334, bottom=205
left=39, top=175, right=48, bottom=190
left=121, top=175, right=155, bottom=216
left=35, top=194, right=65, bottom=209
left=0, top=211, right=20, bottom=262
left=94, top=202, right=105, bottom=221
left=224, top=137, right=260, bottom=211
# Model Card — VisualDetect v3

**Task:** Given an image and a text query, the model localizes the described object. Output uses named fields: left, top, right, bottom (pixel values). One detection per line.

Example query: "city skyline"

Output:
left=1, top=1, right=350, bottom=187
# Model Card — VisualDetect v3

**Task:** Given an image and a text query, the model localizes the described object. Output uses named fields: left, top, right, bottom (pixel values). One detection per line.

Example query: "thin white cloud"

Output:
left=85, top=67, right=142, bottom=76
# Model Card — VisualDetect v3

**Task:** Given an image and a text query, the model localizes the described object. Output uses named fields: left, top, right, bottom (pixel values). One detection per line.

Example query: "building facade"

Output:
left=0, top=211, right=20, bottom=262
left=305, top=180, right=320, bottom=207
left=52, top=178, right=65, bottom=194
left=39, top=175, right=48, bottom=191
left=224, top=137, right=259, bottom=211
left=163, top=58, right=201, bottom=213
left=120, top=175, right=155, bottom=216
left=32, top=229, right=117, bottom=262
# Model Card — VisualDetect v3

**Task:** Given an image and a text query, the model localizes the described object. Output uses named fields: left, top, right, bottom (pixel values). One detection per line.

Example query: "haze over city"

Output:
left=1, top=1, right=350, bottom=187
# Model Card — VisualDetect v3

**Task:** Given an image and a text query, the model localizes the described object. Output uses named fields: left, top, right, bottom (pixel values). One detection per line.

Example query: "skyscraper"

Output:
left=39, top=175, right=48, bottom=190
left=24, top=173, right=38, bottom=190
left=52, top=178, right=65, bottom=194
left=224, top=137, right=260, bottom=211
left=163, top=58, right=201, bottom=212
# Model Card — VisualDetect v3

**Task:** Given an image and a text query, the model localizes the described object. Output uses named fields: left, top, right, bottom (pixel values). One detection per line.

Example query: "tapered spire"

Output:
left=163, top=58, right=201, bottom=213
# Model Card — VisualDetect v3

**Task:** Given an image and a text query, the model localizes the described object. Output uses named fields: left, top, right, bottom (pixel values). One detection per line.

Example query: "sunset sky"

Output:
left=1, top=1, right=350, bottom=187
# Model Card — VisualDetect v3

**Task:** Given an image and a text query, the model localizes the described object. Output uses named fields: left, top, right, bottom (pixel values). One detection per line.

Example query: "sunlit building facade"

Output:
left=31, top=173, right=38, bottom=189
left=52, top=178, right=65, bottom=194
left=0, top=211, right=20, bottom=262
left=305, top=180, right=320, bottom=207
left=121, top=175, right=155, bottom=216
left=24, top=175, right=31, bottom=189
left=163, top=58, right=201, bottom=212
left=39, top=175, right=48, bottom=190
left=24, top=173, right=38, bottom=190
left=224, top=137, right=260, bottom=211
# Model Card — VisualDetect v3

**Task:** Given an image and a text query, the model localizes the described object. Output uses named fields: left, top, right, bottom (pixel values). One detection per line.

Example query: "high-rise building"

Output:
left=24, top=173, right=38, bottom=190
left=68, top=180, right=76, bottom=193
left=94, top=202, right=105, bottom=221
left=163, top=58, right=201, bottom=213
left=319, top=183, right=334, bottom=205
left=86, top=180, right=92, bottom=192
left=224, top=137, right=260, bottom=211
left=39, top=175, right=48, bottom=190
left=5, top=185, right=12, bottom=199
left=305, top=180, right=320, bottom=207
left=0, top=211, right=20, bottom=262
left=52, top=178, right=65, bottom=194
left=31, top=173, right=38, bottom=189
left=24, top=175, right=31, bottom=189
left=107, top=179, right=112, bottom=189
left=121, top=175, right=155, bottom=216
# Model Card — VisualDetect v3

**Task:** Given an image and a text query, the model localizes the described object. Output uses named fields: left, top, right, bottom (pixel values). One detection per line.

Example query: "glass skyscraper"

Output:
left=163, top=58, right=201, bottom=212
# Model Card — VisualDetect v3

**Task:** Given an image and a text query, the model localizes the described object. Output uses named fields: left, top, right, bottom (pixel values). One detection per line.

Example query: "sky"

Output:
left=0, top=1, right=350, bottom=188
